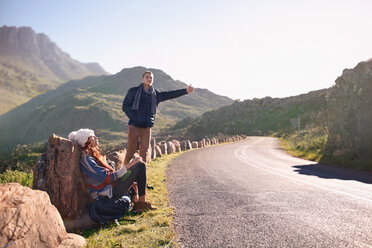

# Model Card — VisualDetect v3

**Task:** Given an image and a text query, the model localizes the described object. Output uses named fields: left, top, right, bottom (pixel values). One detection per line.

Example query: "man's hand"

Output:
left=187, top=84, right=194, bottom=94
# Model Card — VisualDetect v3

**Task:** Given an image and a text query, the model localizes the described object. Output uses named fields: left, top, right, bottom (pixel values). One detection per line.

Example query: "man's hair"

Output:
left=142, top=71, right=153, bottom=78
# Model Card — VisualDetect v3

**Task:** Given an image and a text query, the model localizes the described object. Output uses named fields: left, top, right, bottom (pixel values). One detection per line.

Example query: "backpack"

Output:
left=89, top=195, right=130, bottom=225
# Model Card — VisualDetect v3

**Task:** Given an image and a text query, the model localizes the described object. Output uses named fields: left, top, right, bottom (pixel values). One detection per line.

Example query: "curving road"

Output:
left=167, top=137, right=372, bottom=248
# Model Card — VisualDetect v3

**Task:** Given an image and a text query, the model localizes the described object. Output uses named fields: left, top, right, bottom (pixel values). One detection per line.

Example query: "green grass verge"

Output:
left=83, top=152, right=183, bottom=248
left=278, top=129, right=327, bottom=162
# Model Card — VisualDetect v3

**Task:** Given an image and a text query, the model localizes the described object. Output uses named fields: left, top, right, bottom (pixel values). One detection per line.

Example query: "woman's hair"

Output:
left=82, top=139, right=115, bottom=173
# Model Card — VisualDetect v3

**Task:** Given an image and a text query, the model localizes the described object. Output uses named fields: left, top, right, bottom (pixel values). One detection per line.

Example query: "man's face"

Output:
left=142, top=73, right=153, bottom=87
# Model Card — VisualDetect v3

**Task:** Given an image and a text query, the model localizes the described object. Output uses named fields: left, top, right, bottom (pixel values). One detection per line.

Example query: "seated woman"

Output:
left=68, top=128, right=156, bottom=220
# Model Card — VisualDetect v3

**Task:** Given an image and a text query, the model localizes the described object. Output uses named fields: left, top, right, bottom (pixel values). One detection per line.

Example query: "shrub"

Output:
left=0, top=170, right=33, bottom=187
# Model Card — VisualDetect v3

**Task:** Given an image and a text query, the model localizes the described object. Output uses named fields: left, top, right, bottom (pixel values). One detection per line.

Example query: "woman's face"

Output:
left=88, top=136, right=99, bottom=148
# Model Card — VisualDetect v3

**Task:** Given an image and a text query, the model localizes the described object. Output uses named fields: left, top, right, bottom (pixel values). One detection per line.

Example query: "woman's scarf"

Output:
left=131, top=83, right=157, bottom=114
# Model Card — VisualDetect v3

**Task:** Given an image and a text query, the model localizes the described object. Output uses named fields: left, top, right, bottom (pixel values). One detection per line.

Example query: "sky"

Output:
left=1, top=0, right=372, bottom=100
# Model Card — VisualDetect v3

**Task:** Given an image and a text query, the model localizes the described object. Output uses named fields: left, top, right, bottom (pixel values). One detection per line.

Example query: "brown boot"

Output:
left=133, top=201, right=157, bottom=212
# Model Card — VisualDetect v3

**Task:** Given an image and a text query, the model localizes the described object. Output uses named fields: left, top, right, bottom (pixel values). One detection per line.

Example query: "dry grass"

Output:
left=279, top=129, right=327, bottom=162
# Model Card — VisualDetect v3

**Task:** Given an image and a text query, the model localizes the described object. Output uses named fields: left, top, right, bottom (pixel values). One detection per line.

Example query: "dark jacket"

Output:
left=122, top=86, right=188, bottom=127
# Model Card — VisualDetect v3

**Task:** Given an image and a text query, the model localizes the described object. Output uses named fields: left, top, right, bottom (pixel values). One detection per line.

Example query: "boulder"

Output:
left=0, top=183, right=86, bottom=248
left=192, top=141, right=198, bottom=148
left=202, top=138, right=207, bottom=147
left=198, top=141, right=204, bottom=148
left=146, top=146, right=152, bottom=163
left=33, top=134, right=97, bottom=231
left=159, top=142, right=167, bottom=155
left=185, top=140, right=193, bottom=150
left=151, top=137, right=156, bottom=147
left=151, top=138, right=157, bottom=160
left=180, top=141, right=186, bottom=151
left=155, top=144, right=162, bottom=157
left=172, top=139, right=181, bottom=152
left=167, top=141, right=176, bottom=154
left=58, top=234, right=87, bottom=248
left=106, top=148, right=127, bottom=169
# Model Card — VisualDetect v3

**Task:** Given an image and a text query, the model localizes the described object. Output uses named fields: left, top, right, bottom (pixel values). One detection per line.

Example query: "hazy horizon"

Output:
left=1, top=0, right=372, bottom=100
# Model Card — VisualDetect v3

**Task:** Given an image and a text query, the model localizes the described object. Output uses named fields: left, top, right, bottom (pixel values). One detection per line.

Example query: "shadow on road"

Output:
left=292, top=163, right=372, bottom=184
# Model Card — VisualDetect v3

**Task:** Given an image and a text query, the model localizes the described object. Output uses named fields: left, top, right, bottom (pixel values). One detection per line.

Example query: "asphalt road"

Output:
left=167, top=137, right=372, bottom=248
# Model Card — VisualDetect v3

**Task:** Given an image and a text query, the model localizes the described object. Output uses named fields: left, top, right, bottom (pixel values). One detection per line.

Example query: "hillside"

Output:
left=0, top=66, right=233, bottom=167
left=0, top=26, right=107, bottom=114
left=324, top=59, right=372, bottom=167
left=166, top=89, right=328, bottom=140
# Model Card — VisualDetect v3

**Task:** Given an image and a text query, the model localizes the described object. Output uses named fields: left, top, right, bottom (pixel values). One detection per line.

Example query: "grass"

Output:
left=0, top=148, right=184, bottom=247
left=278, top=128, right=327, bottom=162
left=82, top=152, right=183, bottom=248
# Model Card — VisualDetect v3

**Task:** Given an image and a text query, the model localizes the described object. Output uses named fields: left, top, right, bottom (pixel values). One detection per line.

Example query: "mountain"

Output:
left=0, top=66, right=233, bottom=162
left=0, top=26, right=108, bottom=114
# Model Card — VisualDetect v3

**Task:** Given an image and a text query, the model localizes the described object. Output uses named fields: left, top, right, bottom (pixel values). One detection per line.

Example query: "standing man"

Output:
left=122, top=70, right=194, bottom=164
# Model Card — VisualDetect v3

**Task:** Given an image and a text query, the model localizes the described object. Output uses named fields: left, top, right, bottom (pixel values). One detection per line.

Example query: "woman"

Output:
left=68, top=128, right=156, bottom=219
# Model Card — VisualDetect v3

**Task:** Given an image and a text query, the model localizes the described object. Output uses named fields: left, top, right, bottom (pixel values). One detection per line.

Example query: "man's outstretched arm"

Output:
left=157, top=85, right=194, bottom=103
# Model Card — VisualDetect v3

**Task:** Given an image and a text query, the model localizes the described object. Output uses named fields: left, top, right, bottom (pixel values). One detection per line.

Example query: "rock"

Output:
left=146, top=146, right=152, bottom=163
left=198, top=141, right=204, bottom=148
left=151, top=144, right=157, bottom=160
left=202, top=138, right=207, bottom=147
left=0, top=183, right=86, bottom=248
left=192, top=141, right=198, bottom=148
left=151, top=138, right=157, bottom=160
left=58, top=233, right=87, bottom=248
left=159, top=142, right=167, bottom=155
left=32, top=134, right=95, bottom=231
left=172, top=139, right=181, bottom=152
left=106, top=148, right=127, bottom=169
left=167, top=141, right=176, bottom=154
left=185, top=140, right=193, bottom=150
left=151, top=138, right=156, bottom=146
left=325, top=59, right=372, bottom=163
left=155, top=144, right=162, bottom=157
left=180, top=141, right=186, bottom=151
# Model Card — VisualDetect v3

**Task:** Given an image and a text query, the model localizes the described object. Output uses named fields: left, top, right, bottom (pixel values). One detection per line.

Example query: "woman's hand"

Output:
left=132, top=156, right=143, bottom=164
left=125, top=154, right=144, bottom=170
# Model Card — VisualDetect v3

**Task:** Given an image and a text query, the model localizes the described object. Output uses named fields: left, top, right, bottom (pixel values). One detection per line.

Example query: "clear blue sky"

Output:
left=1, top=0, right=372, bottom=100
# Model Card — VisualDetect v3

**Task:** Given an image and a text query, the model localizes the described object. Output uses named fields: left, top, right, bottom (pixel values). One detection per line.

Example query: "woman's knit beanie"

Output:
left=68, top=128, right=95, bottom=146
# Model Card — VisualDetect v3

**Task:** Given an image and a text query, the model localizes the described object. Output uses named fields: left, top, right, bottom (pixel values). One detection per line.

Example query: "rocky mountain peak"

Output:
left=0, top=25, right=108, bottom=114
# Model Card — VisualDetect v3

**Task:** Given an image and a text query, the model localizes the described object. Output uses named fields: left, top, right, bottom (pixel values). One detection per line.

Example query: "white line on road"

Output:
left=242, top=148, right=372, bottom=197
left=234, top=145, right=372, bottom=204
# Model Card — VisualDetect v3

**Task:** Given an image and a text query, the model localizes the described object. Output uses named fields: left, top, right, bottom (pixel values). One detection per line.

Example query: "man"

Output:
left=122, top=70, right=194, bottom=164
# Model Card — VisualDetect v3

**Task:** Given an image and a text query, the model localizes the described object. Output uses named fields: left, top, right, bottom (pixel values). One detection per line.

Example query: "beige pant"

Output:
left=124, top=125, right=151, bottom=165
